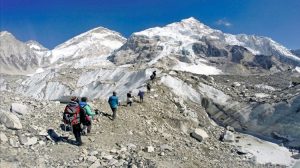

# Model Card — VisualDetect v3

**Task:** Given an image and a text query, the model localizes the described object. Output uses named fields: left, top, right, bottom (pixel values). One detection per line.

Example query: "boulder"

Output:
left=89, top=160, right=100, bottom=168
left=87, top=156, right=98, bottom=163
left=9, top=138, right=19, bottom=148
left=18, top=135, right=28, bottom=145
left=221, top=130, right=235, bottom=142
left=0, top=110, right=22, bottom=130
left=191, top=128, right=209, bottom=142
left=10, top=103, right=28, bottom=115
left=232, top=82, right=241, bottom=87
left=145, top=146, right=155, bottom=153
left=25, top=137, right=38, bottom=146
left=0, top=132, right=8, bottom=143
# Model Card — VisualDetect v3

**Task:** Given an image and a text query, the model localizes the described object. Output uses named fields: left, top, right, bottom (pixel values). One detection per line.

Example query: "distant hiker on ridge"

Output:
left=108, top=91, right=119, bottom=120
left=138, top=90, right=145, bottom=103
left=147, top=83, right=151, bottom=92
left=150, top=70, right=157, bottom=82
left=63, top=97, right=83, bottom=146
left=127, top=91, right=133, bottom=106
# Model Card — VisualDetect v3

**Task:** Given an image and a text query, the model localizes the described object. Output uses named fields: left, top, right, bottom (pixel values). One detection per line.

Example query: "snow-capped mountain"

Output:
left=0, top=31, right=47, bottom=75
left=112, top=17, right=300, bottom=74
left=25, top=40, right=51, bottom=65
left=50, top=27, right=126, bottom=68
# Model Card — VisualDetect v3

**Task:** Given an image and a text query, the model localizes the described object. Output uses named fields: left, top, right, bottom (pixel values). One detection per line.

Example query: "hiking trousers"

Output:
left=72, top=124, right=82, bottom=145
left=111, top=107, right=117, bottom=120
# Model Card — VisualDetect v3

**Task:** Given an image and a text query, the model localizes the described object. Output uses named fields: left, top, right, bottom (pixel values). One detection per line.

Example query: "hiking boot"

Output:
left=75, top=141, right=83, bottom=146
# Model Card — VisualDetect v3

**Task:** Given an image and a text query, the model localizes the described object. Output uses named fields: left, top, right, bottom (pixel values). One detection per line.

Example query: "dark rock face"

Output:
left=229, top=45, right=248, bottom=63
left=253, top=55, right=273, bottom=69
left=112, top=35, right=163, bottom=65
left=192, top=42, right=228, bottom=57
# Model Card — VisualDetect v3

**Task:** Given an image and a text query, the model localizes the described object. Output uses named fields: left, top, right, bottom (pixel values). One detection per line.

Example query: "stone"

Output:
left=89, top=160, right=100, bottom=168
left=10, top=103, right=28, bottom=115
left=0, top=132, right=8, bottom=143
left=39, top=130, right=48, bottom=136
left=236, top=147, right=249, bottom=155
left=115, top=159, right=125, bottom=167
left=9, top=138, right=19, bottom=148
left=0, top=110, right=22, bottom=130
left=25, top=137, right=38, bottom=146
left=127, top=143, right=137, bottom=150
left=18, top=135, right=28, bottom=145
left=89, top=151, right=98, bottom=156
left=146, top=145, right=155, bottom=153
left=108, top=158, right=118, bottom=166
left=191, top=128, right=209, bottom=142
left=110, top=148, right=117, bottom=154
left=102, top=154, right=113, bottom=160
left=221, top=131, right=235, bottom=143
left=226, top=126, right=235, bottom=132
left=87, top=156, right=98, bottom=163
left=232, top=82, right=241, bottom=87
left=160, top=144, right=173, bottom=151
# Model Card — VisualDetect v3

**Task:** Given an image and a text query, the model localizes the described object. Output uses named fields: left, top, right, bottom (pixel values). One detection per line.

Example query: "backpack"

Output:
left=80, top=105, right=91, bottom=126
left=63, top=104, right=80, bottom=125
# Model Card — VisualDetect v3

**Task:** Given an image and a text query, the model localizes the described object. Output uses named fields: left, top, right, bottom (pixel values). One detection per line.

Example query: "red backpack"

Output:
left=63, top=104, right=81, bottom=125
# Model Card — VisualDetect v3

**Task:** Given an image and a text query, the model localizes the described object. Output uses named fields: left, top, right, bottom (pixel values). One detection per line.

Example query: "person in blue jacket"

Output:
left=108, top=91, right=119, bottom=120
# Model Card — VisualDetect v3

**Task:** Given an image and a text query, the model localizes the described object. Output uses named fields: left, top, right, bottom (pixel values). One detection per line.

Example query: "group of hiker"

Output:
left=62, top=71, right=157, bottom=146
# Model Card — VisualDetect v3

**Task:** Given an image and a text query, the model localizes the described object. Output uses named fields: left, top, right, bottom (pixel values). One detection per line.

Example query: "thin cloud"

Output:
left=216, top=19, right=232, bottom=27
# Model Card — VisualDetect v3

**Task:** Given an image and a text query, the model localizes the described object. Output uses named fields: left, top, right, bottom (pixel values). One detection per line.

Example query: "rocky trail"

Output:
left=0, top=80, right=292, bottom=168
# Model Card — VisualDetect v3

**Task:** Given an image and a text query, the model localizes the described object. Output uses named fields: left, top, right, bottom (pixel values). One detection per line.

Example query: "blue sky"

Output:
left=1, top=0, right=299, bottom=49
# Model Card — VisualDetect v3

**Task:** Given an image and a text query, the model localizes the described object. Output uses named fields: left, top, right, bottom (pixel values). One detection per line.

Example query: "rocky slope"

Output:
left=0, top=80, right=297, bottom=167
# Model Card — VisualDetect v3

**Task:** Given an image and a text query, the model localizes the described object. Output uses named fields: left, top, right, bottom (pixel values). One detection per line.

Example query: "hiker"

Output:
left=138, top=90, right=145, bottom=103
left=127, top=91, right=133, bottom=106
left=79, top=97, right=96, bottom=135
left=108, top=91, right=119, bottom=120
left=147, top=83, right=151, bottom=92
left=150, top=70, right=157, bottom=82
left=63, top=97, right=82, bottom=146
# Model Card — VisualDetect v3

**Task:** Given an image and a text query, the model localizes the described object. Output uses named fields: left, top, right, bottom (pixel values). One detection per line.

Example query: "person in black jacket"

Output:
left=127, top=91, right=133, bottom=106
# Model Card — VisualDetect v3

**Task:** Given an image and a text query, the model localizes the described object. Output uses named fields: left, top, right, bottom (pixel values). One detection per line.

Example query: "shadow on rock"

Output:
left=47, top=129, right=78, bottom=146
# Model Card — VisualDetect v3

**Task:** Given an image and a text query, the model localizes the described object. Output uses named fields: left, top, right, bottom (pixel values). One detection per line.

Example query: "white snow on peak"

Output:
left=50, top=27, right=126, bottom=64
left=134, top=17, right=300, bottom=64
left=134, top=17, right=216, bottom=39
left=0, top=31, right=13, bottom=37
left=26, top=40, right=48, bottom=51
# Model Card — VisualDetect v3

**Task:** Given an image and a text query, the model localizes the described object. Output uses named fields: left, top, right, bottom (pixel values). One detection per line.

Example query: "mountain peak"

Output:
left=0, top=31, right=15, bottom=38
left=25, top=40, right=48, bottom=51
left=181, top=17, right=201, bottom=24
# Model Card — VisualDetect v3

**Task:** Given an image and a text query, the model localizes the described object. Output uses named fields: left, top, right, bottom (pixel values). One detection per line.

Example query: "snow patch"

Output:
left=172, top=61, right=222, bottom=75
